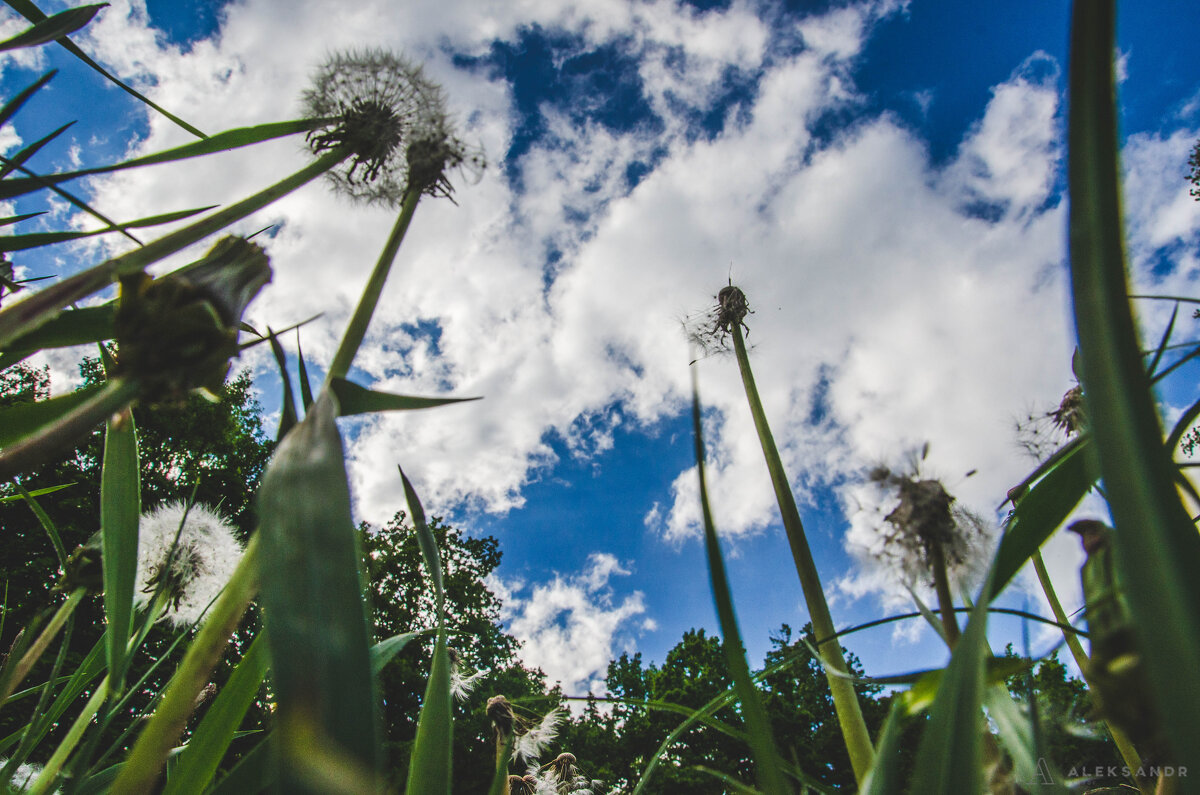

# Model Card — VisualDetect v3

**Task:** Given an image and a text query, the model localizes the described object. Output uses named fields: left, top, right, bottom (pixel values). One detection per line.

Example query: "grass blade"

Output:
left=1068, top=0, right=1200, bottom=768
left=100, top=405, right=139, bottom=691
left=0, top=69, right=56, bottom=129
left=0, top=121, right=74, bottom=180
left=0, top=4, right=105, bottom=52
left=860, top=701, right=906, bottom=795
left=266, top=329, right=298, bottom=441
left=690, top=372, right=788, bottom=795
left=991, top=437, right=1096, bottom=597
left=0, top=383, right=103, bottom=448
left=0, top=205, right=216, bottom=252
left=163, top=632, right=270, bottom=795
left=331, top=377, right=479, bottom=416
left=257, top=389, right=380, bottom=792
left=0, top=305, right=114, bottom=369
left=296, top=333, right=314, bottom=410
left=370, top=631, right=422, bottom=676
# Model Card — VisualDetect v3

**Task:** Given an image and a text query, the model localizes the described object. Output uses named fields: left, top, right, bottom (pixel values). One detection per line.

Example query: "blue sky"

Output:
left=3, top=0, right=1199, bottom=696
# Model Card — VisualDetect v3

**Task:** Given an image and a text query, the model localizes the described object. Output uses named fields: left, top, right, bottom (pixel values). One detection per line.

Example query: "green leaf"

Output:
left=163, top=633, right=270, bottom=795
left=0, top=211, right=47, bottom=228
left=369, top=631, right=422, bottom=677
left=0, top=305, right=114, bottom=369
left=0, top=70, right=56, bottom=130
left=296, top=334, right=314, bottom=411
left=0, top=4, right=106, bottom=51
left=991, top=437, right=1096, bottom=598
left=400, top=471, right=452, bottom=793
left=12, top=480, right=70, bottom=567
left=100, top=406, right=139, bottom=691
left=860, top=701, right=906, bottom=795
left=207, top=734, right=273, bottom=795
left=0, top=121, right=75, bottom=180
left=907, top=568, right=994, bottom=794
left=4, top=0, right=205, bottom=138
left=1068, top=0, right=1200, bottom=769
left=0, top=206, right=216, bottom=252
left=330, top=377, right=480, bottom=416
left=0, top=384, right=102, bottom=449
left=266, top=330, right=298, bottom=441
left=691, top=375, right=788, bottom=795
left=257, top=389, right=380, bottom=791
left=0, top=119, right=322, bottom=201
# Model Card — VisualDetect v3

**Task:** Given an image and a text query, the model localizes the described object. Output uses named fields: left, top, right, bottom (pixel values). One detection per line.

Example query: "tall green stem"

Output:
left=325, top=189, right=421, bottom=383
left=0, top=587, right=85, bottom=705
left=1032, top=551, right=1149, bottom=793
left=112, top=535, right=261, bottom=795
left=729, top=323, right=875, bottom=784
left=29, top=676, right=110, bottom=795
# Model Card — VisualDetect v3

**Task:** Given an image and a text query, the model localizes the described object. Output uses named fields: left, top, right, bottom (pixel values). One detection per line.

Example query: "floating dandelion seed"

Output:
left=0, top=759, right=49, bottom=792
left=135, top=502, right=244, bottom=627
left=302, top=49, right=483, bottom=206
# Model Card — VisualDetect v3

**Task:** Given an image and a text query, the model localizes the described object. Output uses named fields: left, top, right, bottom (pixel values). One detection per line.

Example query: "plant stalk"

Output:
left=729, top=322, right=875, bottom=784
left=29, top=675, right=110, bottom=795
left=325, top=189, right=421, bottom=383
left=0, top=587, right=85, bottom=705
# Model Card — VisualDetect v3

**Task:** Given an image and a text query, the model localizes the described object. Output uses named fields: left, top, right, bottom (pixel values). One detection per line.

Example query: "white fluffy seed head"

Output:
left=134, top=502, right=243, bottom=627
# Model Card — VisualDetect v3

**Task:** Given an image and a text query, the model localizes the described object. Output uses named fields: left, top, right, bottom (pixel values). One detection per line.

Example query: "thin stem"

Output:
left=29, top=676, right=110, bottom=795
left=0, top=150, right=348, bottom=350
left=111, top=535, right=261, bottom=795
left=0, top=587, right=85, bottom=705
left=0, top=377, right=141, bottom=482
left=729, top=322, right=875, bottom=784
left=325, top=189, right=421, bottom=384
left=930, top=543, right=961, bottom=647
left=1032, top=551, right=1150, bottom=794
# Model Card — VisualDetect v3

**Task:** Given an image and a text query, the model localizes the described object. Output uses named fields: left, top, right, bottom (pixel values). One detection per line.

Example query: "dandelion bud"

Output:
left=114, top=236, right=270, bottom=400
left=508, top=775, right=536, bottom=795
left=487, top=694, right=515, bottom=738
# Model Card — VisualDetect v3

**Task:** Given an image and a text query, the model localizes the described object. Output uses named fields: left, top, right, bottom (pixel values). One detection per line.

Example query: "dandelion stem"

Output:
left=0, top=377, right=141, bottom=482
left=729, top=322, right=876, bottom=784
left=111, top=534, right=261, bottom=795
left=0, top=587, right=85, bottom=706
left=1032, top=551, right=1149, bottom=793
left=0, top=150, right=348, bottom=350
left=930, top=542, right=961, bottom=646
left=325, top=189, right=421, bottom=383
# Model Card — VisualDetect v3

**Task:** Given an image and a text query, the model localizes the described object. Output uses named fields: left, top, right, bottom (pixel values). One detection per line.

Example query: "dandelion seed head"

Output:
left=302, top=49, right=483, bottom=206
left=514, top=706, right=563, bottom=763
left=135, top=502, right=243, bottom=627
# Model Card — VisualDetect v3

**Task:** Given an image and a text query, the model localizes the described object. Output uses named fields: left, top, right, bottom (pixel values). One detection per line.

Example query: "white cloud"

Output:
left=492, top=553, right=648, bottom=694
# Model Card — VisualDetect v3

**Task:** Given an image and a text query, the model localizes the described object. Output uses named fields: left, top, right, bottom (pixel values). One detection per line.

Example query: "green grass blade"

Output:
left=0, top=119, right=324, bottom=201
left=0, top=4, right=105, bottom=51
left=296, top=332, right=314, bottom=410
left=690, top=374, right=788, bottom=795
left=257, top=389, right=380, bottom=792
left=692, top=766, right=761, bottom=794
left=370, top=631, right=422, bottom=676
left=0, top=205, right=215, bottom=252
left=0, top=157, right=143, bottom=246
left=0, top=69, right=56, bottom=129
left=400, top=471, right=452, bottom=793
left=991, top=437, right=1096, bottom=597
left=1068, top=0, right=1200, bottom=768
left=163, top=632, right=270, bottom=795
left=0, top=383, right=102, bottom=448
left=907, top=570, right=994, bottom=794
left=0, top=210, right=46, bottom=227
left=207, top=734, right=273, bottom=794
left=266, top=329, right=298, bottom=440
left=860, top=701, right=906, bottom=795
left=1144, top=302, right=1177, bottom=379
left=4, top=0, right=205, bottom=138
left=331, top=377, right=479, bottom=416
left=13, top=480, right=68, bottom=566
left=0, top=121, right=74, bottom=179
left=100, top=405, right=139, bottom=691
left=0, top=305, right=114, bottom=369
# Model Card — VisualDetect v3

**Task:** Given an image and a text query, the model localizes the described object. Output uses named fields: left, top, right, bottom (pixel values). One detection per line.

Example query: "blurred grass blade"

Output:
left=692, top=767, right=760, bottom=794
left=0, top=119, right=324, bottom=200
left=860, top=701, right=906, bottom=795
left=100, top=406, right=139, bottom=691
left=370, top=631, right=422, bottom=677
left=0, top=206, right=216, bottom=252
left=991, top=437, right=1095, bottom=597
left=266, top=329, right=298, bottom=440
left=690, top=373, right=788, bottom=795
left=0, top=211, right=46, bottom=228
left=13, top=480, right=69, bottom=566
left=0, top=157, right=143, bottom=247
left=400, top=470, right=452, bottom=793
left=0, top=383, right=103, bottom=448
left=0, top=305, right=114, bottom=369
left=0, top=121, right=74, bottom=180
left=4, top=0, right=205, bottom=138
left=332, top=377, right=479, bottom=416
left=907, top=569, right=994, bottom=794
left=983, top=684, right=1044, bottom=789
left=0, top=69, right=56, bottom=129
left=1144, top=302, right=1177, bottom=379
left=296, top=333, right=314, bottom=410
left=1069, top=0, right=1200, bottom=768
left=0, top=4, right=105, bottom=51
left=163, top=633, right=269, bottom=795
left=257, top=389, right=380, bottom=791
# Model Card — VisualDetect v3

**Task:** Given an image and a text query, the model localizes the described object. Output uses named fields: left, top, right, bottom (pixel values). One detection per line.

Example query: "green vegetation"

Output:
left=0, top=0, right=1197, bottom=792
